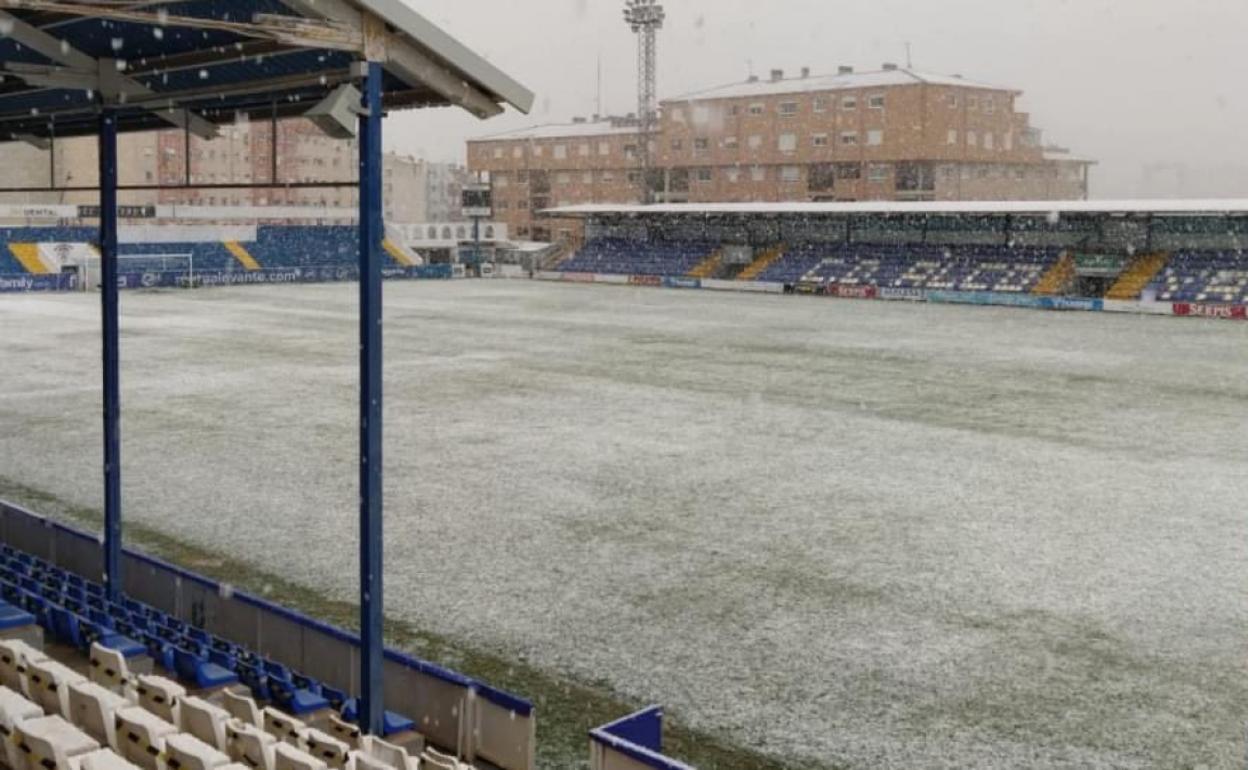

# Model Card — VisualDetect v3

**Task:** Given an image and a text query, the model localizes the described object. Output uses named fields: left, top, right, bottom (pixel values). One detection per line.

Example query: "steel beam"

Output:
left=357, top=60, right=385, bottom=738
left=98, top=111, right=122, bottom=601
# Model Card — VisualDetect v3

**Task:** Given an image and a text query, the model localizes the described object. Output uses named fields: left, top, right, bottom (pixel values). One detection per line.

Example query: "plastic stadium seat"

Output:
left=88, top=643, right=130, bottom=695
left=66, top=680, right=126, bottom=751
left=174, top=647, right=239, bottom=691
left=358, top=736, right=419, bottom=770
left=268, top=678, right=329, bottom=717
left=0, top=601, right=37, bottom=635
left=345, top=752, right=390, bottom=770
left=420, top=748, right=464, bottom=770
left=338, top=701, right=414, bottom=738
left=134, top=674, right=184, bottom=724
left=14, top=714, right=99, bottom=770
left=299, top=727, right=349, bottom=770
left=164, top=732, right=231, bottom=770
left=237, top=664, right=271, bottom=702
left=72, top=748, right=141, bottom=770
left=262, top=706, right=306, bottom=748
left=27, top=657, right=86, bottom=717
left=180, top=696, right=232, bottom=752
left=113, top=706, right=177, bottom=770
left=225, top=718, right=277, bottom=770
left=273, top=742, right=327, bottom=770
left=222, top=690, right=262, bottom=729
left=0, top=685, right=44, bottom=770
left=0, top=638, right=47, bottom=696
left=323, top=714, right=359, bottom=751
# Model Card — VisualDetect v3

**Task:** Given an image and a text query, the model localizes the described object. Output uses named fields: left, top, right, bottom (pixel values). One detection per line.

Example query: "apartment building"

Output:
left=467, top=65, right=1094, bottom=241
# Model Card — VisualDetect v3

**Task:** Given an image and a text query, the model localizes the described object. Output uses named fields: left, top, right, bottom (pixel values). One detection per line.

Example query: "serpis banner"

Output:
left=1173, top=302, right=1247, bottom=320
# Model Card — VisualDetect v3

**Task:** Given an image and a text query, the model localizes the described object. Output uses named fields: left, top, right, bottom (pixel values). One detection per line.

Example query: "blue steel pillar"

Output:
left=99, top=111, right=123, bottom=601
left=357, top=61, right=385, bottom=737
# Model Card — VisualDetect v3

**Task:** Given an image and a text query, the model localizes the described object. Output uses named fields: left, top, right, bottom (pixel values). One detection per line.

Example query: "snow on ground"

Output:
left=2, top=281, right=1247, bottom=768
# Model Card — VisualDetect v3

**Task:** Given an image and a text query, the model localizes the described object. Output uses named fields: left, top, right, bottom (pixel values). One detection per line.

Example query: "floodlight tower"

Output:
left=623, top=0, right=664, bottom=203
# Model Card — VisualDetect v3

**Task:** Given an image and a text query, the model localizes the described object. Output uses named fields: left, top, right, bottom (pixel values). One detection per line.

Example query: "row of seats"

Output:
left=558, top=238, right=717, bottom=277
left=0, top=547, right=425, bottom=748
left=1147, top=250, right=1248, bottom=304
left=759, top=244, right=1061, bottom=293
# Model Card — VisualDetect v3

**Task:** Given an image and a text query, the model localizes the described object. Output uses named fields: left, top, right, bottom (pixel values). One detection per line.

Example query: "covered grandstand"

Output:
left=543, top=200, right=1248, bottom=316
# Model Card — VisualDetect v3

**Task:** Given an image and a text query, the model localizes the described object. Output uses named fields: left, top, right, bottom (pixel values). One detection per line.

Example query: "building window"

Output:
left=493, top=148, right=503, bottom=159
left=553, top=144, right=567, bottom=160
left=813, top=97, right=827, bottom=113
left=868, top=164, right=891, bottom=182
left=778, top=101, right=799, bottom=117
left=582, top=171, right=593, bottom=184
left=968, top=95, right=978, bottom=110
left=670, top=139, right=683, bottom=151
left=602, top=171, right=614, bottom=182
left=670, top=107, right=685, bottom=123
left=947, top=93, right=958, bottom=109
left=748, top=135, right=763, bottom=149
left=518, top=200, right=529, bottom=210
left=748, top=103, right=764, bottom=115
left=813, top=133, right=829, bottom=147
left=1015, top=168, right=1026, bottom=180
left=866, top=129, right=883, bottom=146
left=598, top=142, right=610, bottom=156
left=512, top=146, right=522, bottom=158
left=947, top=129, right=958, bottom=146
left=556, top=172, right=571, bottom=184
left=778, top=133, right=797, bottom=152
left=983, top=133, right=995, bottom=150
left=729, top=105, right=740, bottom=116
left=532, top=145, right=543, bottom=157
left=723, top=136, right=739, bottom=149
left=726, top=168, right=740, bottom=183
left=623, top=144, right=637, bottom=159
left=868, top=94, right=885, bottom=109
left=1003, top=132, right=1013, bottom=151
left=751, top=166, right=766, bottom=181
left=780, top=166, right=800, bottom=182
left=627, top=171, right=642, bottom=183
left=696, top=168, right=713, bottom=182
left=983, top=96, right=995, bottom=114
left=840, top=131, right=859, bottom=145
left=494, top=174, right=509, bottom=188
left=841, top=95, right=857, bottom=110
left=692, top=106, right=710, bottom=124
left=693, top=137, right=710, bottom=153
left=967, top=130, right=978, bottom=148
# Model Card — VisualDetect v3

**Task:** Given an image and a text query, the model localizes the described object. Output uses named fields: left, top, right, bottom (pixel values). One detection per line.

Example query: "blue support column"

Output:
left=98, top=111, right=122, bottom=600
left=357, top=61, right=385, bottom=738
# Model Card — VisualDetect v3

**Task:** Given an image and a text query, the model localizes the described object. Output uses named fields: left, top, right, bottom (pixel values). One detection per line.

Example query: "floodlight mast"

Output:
left=622, top=0, right=664, bottom=204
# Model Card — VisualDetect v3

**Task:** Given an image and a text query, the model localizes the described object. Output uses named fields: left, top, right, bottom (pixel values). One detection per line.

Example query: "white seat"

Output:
left=134, top=675, right=184, bottom=725
left=323, top=715, right=359, bottom=751
left=0, top=684, right=44, bottom=770
left=181, top=696, right=232, bottom=752
left=273, top=743, right=327, bottom=770
left=66, top=680, right=127, bottom=751
left=225, top=718, right=277, bottom=770
left=69, top=748, right=140, bottom=770
left=262, top=707, right=305, bottom=748
left=345, top=753, right=394, bottom=770
left=420, top=749, right=460, bottom=770
left=0, top=639, right=46, bottom=696
left=27, top=658, right=86, bottom=717
left=300, top=728, right=349, bottom=770
left=88, top=644, right=131, bottom=695
left=14, top=714, right=100, bottom=770
left=113, top=705, right=177, bottom=770
left=358, top=738, right=417, bottom=770
left=222, top=691, right=261, bottom=730
left=163, top=732, right=231, bottom=770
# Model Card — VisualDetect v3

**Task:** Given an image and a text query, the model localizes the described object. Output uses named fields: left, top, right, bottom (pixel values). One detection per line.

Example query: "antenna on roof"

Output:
left=905, top=41, right=913, bottom=69
left=596, top=52, right=603, bottom=118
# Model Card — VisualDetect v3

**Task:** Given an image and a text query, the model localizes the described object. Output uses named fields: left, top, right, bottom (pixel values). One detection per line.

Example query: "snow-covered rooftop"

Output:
left=473, top=121, right=650, bottom=142
left=545, top=200, right=1248, bottom=217
left=664, top=67, right=1012, bottom=104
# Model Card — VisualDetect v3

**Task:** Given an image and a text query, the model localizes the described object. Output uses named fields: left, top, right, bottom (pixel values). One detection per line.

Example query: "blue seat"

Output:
left=237, top=664, right=271, bottom=701
left=320, top=684, right=347, bottom=711
left=269, top=677, right=329, bottom=716
left=0, top=602, right=34, bottom=631
left=98, top=633, right=146, bottom=659
left=174, top=647, right=239, bottom=690
left=49, top=606, right=84, bottom=647
left=340, top=699, right=416, bottom=736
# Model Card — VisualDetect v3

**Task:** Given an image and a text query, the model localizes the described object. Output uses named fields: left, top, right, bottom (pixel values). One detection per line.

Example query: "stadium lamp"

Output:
left=305, top=83, right=366, bottom=139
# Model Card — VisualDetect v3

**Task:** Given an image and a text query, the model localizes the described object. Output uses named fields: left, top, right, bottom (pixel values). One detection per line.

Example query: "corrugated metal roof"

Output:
left=545, top=200, right=1248, bottom=217
left=0, top=0, right=532, bottom=141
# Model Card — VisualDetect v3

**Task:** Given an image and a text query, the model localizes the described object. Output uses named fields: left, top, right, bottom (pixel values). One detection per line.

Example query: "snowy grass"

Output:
left=2, top=281, right=1247, bottom=768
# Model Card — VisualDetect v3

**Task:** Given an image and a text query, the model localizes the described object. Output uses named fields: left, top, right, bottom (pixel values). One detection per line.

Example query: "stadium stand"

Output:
left=0, top=541, right=474, bottom=769
left=556, top=238, right=717, bottom=276
left=1148, top=250, right=1248, bottom=304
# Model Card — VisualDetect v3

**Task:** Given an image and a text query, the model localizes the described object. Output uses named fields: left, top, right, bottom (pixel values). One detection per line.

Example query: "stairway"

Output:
left=687, top=250, right=722, bottom=279
left=1107, top=252, right=1169, bottom=300
left=738, top=244, right=785, bottom=281
left=1032, top=251, right=1075, bottom=295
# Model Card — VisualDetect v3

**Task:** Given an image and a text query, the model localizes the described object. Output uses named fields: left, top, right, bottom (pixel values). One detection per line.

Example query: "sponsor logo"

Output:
left=662, top=277, right=701, bottom=290
left=827, top=284, right=878, bottom=299
left=628, top=275, right=662, bottom=287
left=1173, top=303, right=1247, bottom=319
left=561, top=272, right=596, bottom=283
left=879, top=287, right=927, bottom=301
left=0, top=276, right=35, bottom=292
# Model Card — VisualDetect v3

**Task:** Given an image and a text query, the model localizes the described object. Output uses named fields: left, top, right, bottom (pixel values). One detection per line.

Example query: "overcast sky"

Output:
left=387, top=0, right=1247, bottom=199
